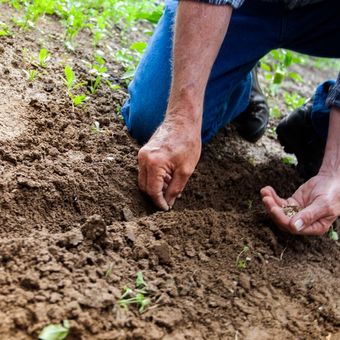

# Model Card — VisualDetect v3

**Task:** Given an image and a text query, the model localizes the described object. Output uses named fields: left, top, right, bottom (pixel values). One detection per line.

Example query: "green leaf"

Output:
left=283, top=51, right=293, bottom=67
left=282, top=155, right=297, bottom=166
left=0, top=22, right=11, bottom=36
left=288, top=71, right=303, bottom=83
left=135, top=271, right=146, bottom=288
left=64, top=65, right=75, bottom=89
left=73, top=94, right=87, bottom=106
left=328, top=229, right=339, bottom=241
left=130, top=41, right=147, bottom=54
left=121, top=69, right=135, bottom=80
left=39, top=320, right=70, bottom=340
left=273, top=69, right=285, bottom=84
left=260, top=62, right=271, bottom=72
left=39, top=48, right=50, bottom=67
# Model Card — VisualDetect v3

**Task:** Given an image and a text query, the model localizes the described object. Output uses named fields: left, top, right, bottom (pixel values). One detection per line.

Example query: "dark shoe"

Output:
left=276, top=98, right=325, bottom=180
left=234, top=66, right=269, bottom=143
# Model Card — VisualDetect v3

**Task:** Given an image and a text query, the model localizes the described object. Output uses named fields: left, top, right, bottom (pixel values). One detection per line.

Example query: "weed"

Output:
left=119, top=272, right=151, bottom=313
left=39, top=320, right=70, bottom=340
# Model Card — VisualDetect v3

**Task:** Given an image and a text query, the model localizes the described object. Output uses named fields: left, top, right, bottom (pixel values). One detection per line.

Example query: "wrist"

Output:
left=165, top=105, right=202, bottom=133
left=319, top=107, right=340, bottom=176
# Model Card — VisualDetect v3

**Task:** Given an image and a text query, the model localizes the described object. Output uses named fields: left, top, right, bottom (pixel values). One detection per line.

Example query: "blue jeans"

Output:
left=122, top=0, right=340, bottom=144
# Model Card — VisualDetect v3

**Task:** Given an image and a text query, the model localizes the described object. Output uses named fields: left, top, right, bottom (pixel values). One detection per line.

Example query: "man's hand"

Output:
left=262, top=106, right=340, bottom=236
left=137, top=2, right=232, bottom=210
left=138, top=116, right=201, bottom=210
left=261, top=174, right=340, bottom=236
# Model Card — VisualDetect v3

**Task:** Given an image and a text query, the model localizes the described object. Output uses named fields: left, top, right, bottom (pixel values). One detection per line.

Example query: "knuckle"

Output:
left=179, top=167, right=193, bottom=178
left=326, top=205, right=336, bottom=217
left=138, top=148, right=148, bottom=162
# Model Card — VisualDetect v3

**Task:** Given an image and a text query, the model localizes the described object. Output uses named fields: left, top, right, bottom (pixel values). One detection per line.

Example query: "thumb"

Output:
left=290, top=201, right=326, bottom=232
left=164, top=169, right=191, bottom=208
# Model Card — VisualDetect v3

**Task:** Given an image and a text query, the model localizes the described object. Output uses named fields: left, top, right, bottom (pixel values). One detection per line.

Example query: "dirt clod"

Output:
left=81, top=214, right=107, bottom=242
left=152, top=241, right=172, bottom=265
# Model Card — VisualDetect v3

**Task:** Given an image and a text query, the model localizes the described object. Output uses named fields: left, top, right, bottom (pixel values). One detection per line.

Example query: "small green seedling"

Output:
left=63, top=65, right=76, bottom=90
left=119, top=272, right=151, bottom=313
left=89, top=76, right=101, bottom=94
left=136, top=271, right=147, bottom=288
left=39, top=320, right=70, bottom=340
left=90, top=121, right=100, bottom=134
left=236, top=246, right=250, bottom=269
left=282, top=155, right=297, bottom=166
left=39, top=48, right=50, bottom=68
left=328, top=227, right=339, bottom=241
left=105, top=262, right=114, bottom=278
left=106, top=80, right=121, bottom=91
left=63, top=65, right=87, bottom=107
left=0, top=22, right=11, bottom=36
left=24, top=69, right=38, bottom=81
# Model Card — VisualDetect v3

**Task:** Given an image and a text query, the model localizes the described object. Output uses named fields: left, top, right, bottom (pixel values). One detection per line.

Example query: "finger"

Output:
left=162, top=182, right=168, bottom=193
left=290, top=201, right=334, bottom=233
left=270, top=206, right=294, bottom=233
left=296, top=217, right=335, bottom=236
left=164, top=173, right=172, bottom=184
left=138, top=149, right=148, bottom=192
left=138, top=164, right=147, bottom=192
left=164, top=169, right=191, bottom=208
left=262, top=195, right=293, bottom=231
left=146, top=169, right=169, bottom=211
left=261, top=186, right=287, bottom=207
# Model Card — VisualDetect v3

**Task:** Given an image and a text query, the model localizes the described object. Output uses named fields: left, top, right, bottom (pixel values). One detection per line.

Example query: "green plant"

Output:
left=261, top=49, right=305, bottom=96
left=39, top=320, right=70, bottom=340
left=105, top=262, right=114, bottom=278
left=328, top=226, right=339, bottom=241
left=284, top=92, right=305, bottom=111
left=90, top=121, right=101, bottom=134
left=236, top=245, right=250, bottom=269
left=63, top=65, right=87, bottom=107
left=119, top=272, right=151, bottom=313
left=0, top=21, right=11, bottom=36
left=282, top=155, right=297, bottom=166
left=24, top=69, right=38, bottom=81
left=39, top=48, right=50, bottom=68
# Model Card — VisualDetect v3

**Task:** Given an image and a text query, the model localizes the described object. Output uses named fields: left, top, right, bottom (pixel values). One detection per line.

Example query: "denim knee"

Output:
left=121, top=96, right=166, bottom=145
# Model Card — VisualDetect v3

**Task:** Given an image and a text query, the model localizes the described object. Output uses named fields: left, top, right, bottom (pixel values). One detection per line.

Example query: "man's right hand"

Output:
left=138, top=115, right=201, bottom=210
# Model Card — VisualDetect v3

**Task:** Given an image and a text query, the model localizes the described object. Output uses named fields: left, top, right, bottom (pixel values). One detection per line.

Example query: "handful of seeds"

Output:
left=283, top=205, right=301, bottom=217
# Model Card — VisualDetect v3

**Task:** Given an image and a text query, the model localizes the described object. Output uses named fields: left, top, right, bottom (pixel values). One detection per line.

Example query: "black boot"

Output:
left=233, top=66, right=269, bottom=143
left=276, top=98, right=325, bottom=180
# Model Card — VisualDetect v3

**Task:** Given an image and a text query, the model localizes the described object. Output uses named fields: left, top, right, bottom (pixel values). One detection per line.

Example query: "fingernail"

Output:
left=294, top=219, right=304, bottom=231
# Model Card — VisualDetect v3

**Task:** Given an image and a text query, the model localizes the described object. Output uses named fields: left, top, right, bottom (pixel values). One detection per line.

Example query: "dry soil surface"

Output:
left=0, top=5, right=339, bottom=340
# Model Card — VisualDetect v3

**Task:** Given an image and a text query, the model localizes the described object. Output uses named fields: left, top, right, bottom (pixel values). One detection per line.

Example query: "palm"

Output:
left=261, top=174, right=340, bottom=236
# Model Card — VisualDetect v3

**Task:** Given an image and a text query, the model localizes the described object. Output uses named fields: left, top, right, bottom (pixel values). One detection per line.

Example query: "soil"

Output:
left=0, top=5, right=339, bottom=340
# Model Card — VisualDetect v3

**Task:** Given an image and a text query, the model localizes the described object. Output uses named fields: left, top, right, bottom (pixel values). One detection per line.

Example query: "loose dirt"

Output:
left=0, top=5, right=339, bottom=340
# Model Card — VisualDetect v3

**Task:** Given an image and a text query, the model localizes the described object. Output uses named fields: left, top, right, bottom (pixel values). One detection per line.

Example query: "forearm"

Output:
left=166, top=2, right=232, bottom=128
left=319, top=107, right=340, bottom=175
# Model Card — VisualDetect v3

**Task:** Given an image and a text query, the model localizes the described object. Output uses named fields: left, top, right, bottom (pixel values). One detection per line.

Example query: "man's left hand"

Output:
left=261, top=174, right=340, bottom=235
